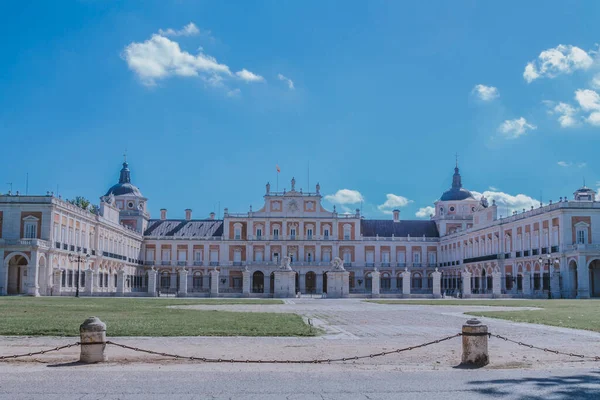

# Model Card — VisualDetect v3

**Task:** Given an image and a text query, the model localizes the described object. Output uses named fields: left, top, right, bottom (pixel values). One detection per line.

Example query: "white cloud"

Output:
left=415, top=206, right=435, bottom=218
left=575, top=89, right=600, bottom=111
left=277, top=73, right=295, bottom=90
left=122, top=34, right=231, bottom=86
left=557, top=161, right=586, bottom=168
left=235, top=69, right=265, bottom=83
left=489, top=186, right=499, bottom=191
left=578, top=162, right=587, bottom=168
left=544, top=101, right=579, bottom=127
left=324, top=189, right=364, bottom=204
left=497, top=117, right=537, bottom=139
left=472, top=84, right=499, bottom=101
left=591, top=73, right=600, bottom=89
left=377, top=194, right=412, bottom=214
left=587, top=112, right=600, bottom=126
left=471, top=190, right=539, bottom=215
left=158, top=22, right=200, bottom=37
left=523, top=44, right=593, bottom=83
left=557, top=161, right=571, bottom=167
left=227, top=88, right=241, bottom=98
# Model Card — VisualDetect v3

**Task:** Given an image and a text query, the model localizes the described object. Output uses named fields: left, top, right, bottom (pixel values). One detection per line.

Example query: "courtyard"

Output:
left=1, top=297, right=599, bottom=371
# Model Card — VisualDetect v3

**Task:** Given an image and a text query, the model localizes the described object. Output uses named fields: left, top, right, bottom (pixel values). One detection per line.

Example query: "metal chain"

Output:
left=0, top=342, right=80, bottom=361
left=490, top=333, right=600, bottom=361
left=106, top=333, right=463, bottom=364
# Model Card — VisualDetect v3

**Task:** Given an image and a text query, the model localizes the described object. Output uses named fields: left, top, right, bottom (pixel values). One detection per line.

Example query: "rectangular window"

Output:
left=256, top=228, right=262, bottom=239
left=324, top=229, right=330, bottom=239
left=194, top=251, right=203, bottom=261
left=397, top=252, right=406, bottom=264
left=273, top=229, right=279, bottom=239
left=146, top=249, right=155, bottom=262
left=24, top=222, right=37, bottom=239
left=413, top=252, right=421, bottom=264
left=382, top=252, right=390, bottom=263
left=290, top=228, right=296, bottom=239
left=162, top=250, right=170, bottom=261
left=233, top=250, right=242, bottom=263
left=307, top=252, right=312, bottom=262
left=234, top=228, right=241, bottom=240
left=255, top=251, right=263, bottom=262
left=428, top=252, right=436, bottom=265
left=343, top=252, right=351, bottom=263
left=273, top=252, right=279, bottom=263
left=323, top=251, right=331, bottom=262
left=577, top=230, right=586, bottom=244
left=307, top=229, right=313, bottom=240
left=366, top=252, right=374, bottom=264
left=177, top=250, right=186, bottom=262
left=210, top=250, right=219, bottom=262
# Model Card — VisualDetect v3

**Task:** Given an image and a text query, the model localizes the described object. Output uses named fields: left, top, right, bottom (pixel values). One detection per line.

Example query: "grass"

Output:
left=0, top=297, right=318, bottom=337
left=368, top=299, right=600, bottom=332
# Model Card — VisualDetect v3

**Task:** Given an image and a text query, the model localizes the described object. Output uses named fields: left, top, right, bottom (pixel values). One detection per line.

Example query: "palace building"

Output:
left=1, top=160, right=600, bottom=298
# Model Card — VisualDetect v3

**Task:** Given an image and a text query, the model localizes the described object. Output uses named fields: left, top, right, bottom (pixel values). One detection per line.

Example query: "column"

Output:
left=371, top=270, right=380, bottom=298
left=375, top=246, right=381, bottom=268
left=52, top=269, right=62, bottom=296
left=462, top=271, right=472, bottom=298
left=116, top=270, right=125, bottom=296
left=492, top=271, right=501, bottom=297
left=299, top=272, right=306, bottom=293
left=559, top=255, right=569, bottom=299
left=210, top=269, right=219, bottom=296
left=147, top=268, right=157, bottom=296
left=187, top=245, right=193, bottom=267
left=432, top=268, right=441, bottom=298
left=522, top=271, right=532, bottom=297
left=316, top=273, right=323, bottom=294
left=85, top=268, right=94, bottom=295
left=263, top=272, right=270, bottom=294
left=402, top=269, right=411, bottom=295
left=170, top=271, right=177, bottom=291
left=577, top=254, right=590, bottom=298
left=0, top=249, right=4, bottom=295
left=242, top=269, right=251, bottom=297
left=178, top=269, right=188, bottom=297
left=550, top=270, right=561, bottom=299
left=27, top=250, right=40, bottom=297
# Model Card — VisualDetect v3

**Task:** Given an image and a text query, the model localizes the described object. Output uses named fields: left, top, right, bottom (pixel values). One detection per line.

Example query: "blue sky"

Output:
left=2, top=1, right=600, bottom=220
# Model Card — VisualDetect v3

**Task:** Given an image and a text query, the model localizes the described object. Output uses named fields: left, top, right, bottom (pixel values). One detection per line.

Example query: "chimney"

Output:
left=209, top=212, right=215, bottom=220
left=185, top=209, right=192, bottom=220
left=393, top=209, right=400, bottom=222
left=160, top=208, right=167, bottom=220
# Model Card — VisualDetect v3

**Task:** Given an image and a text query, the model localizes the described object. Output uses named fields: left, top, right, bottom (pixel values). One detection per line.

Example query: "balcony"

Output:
left=210, top=261, right=219, bottom=266
left=145, top=261, right=155, bottom=265
left=193, top=261, right=204, bottom=266
left=177, top=261, right=187, bottom=266
left=161, top=261, right=171, bottom=266
left=365, top=262, right=375, bottom=267
left=343, top=262, right=352, bottom=268
left=412, top=263, right=422, bottom=267
left=504, top=253, right=511, bottom=259
left=551, top=245, right=559, bottom=253
left=428, top=263, right=437, bottom=267
left=462, top=254, right=498, bottom=264
left=532, top=249, right=539, bottom=256
left=523, top=250, right=530, bottom=257
left=307, top=235, right=313, bottom=240
left=541, top=247, right=548, bottom=254
left=381, top=262, right=391, bottom=268
left=273, top=235, right=279, bottom=240
left=516, top=251, right=522, bottom=258
left=234, top=235, right=241, bottom=240
left=289, top=235, right=296, bottom=240
left=397, top=263, right=406, bottom=268
left=233, top=261, right=242, bottom=266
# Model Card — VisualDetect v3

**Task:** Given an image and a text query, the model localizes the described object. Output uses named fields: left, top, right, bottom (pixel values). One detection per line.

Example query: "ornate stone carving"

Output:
left=331, top=257, right=346, bottom=271
left=280, top=256, right=293, bottom=271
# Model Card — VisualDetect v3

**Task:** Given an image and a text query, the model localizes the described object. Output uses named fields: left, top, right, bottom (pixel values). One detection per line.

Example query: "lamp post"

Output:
left=538, top=254, right=559, bottom=299
left=68, top=252, right=90, bottom=298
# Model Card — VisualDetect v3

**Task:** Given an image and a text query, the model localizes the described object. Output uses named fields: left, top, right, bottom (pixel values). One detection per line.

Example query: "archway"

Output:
left=589, top=259, right=600, bottom=297
left=568, top=260, right=578, bottom=297
left=305, top=271, right=316, bottom=293
left=6, top=254, right=29, bottom=295
left=252, top=271, right=264, bottom=293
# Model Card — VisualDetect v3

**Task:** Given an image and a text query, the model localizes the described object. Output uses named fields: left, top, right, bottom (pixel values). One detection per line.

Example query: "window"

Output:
left=397, top=251, right=406, bottom=264
left=53, top=224, right=59, bottom=242
left=68, top=270, right=73, bottom=287
left=210, top=250, right=219, bottom=264
left=413, top=252, right=421, bottom=264
left=162, top=250, right=170, bottom=261
left=146, top=249, right=155, bottom=262
left=382, top=252, right=390, bottom=263
left=343, top=252, right=351, bottom=264
left=194, top=251, right=203, bottom=262
left=234, top=227, right=241, bottom=240
left=307, top=252, right=312, bottom=262
left=233, top=250, right=242, bottom=264
left=307, top=229, right=313, bottom=240
left=323, top=251, right=331, bottom=262
left=428, top=252, right=436, bottom=265
left=449, top=206, right=455, bottom=212
left=290, top=228, right=296, bottom=239
left=255, top=250, right=263, bottom=262
left=577, top=229, right=586, bottom=244
left=273, top=228, right=279, bottom=239
left=439, top=207, right=444, bottom=215
left=177, top=250, right=186, bottom=262
left=256, top=228, right=262, bottom=239
left=24, top=221, right=37, bottom=239
left=324, top=229, right=330, bottom=239
left=273, top=252, right=279, bottom=263
left=61, top=270, right=66, bottom=287
left=61, top=226, right=66, bottom=242
left=160, top=272, right=170, bottom=289
left=366, top=251, right=374, bottom=264
left=343, top=225, right=351, bottom=240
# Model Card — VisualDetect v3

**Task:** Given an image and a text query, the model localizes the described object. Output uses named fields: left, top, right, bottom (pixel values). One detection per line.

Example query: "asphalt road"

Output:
left=1, top=364, right=598, bottom=399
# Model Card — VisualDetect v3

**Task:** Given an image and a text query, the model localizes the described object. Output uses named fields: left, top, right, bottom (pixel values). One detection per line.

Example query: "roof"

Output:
left=440, top=187, right=475, bottom=201
left=360, top=219, right=439, bottom=238
left=105, top=182, right=143, bottom=197
left=144, top=219, right=224, bottom=238
left=575, top=186, right=595, bottom=193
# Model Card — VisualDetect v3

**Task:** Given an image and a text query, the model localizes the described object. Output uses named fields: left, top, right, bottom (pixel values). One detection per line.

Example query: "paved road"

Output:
left=1, top=364, right=599, bottom=399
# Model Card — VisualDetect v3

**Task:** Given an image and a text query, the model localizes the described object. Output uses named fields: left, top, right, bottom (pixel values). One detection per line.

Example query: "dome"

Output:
left=439, top=165, right=475, bottom=201
left=105, top=182, right=143, bottom=197
left=104, top=161, right=143, bottom=197
left=575, top=185, right=595, bottom=193
left=440, top=187, right=475, bottom=201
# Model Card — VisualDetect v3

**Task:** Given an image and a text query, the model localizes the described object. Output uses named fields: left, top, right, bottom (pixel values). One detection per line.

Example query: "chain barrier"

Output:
left=1, top=332, right=598, bottom=364
left=489, top=333, right=600, bottom=362
left=106, top=333, right=463, bottom=364
left=0, top=342, right=80, bottom=361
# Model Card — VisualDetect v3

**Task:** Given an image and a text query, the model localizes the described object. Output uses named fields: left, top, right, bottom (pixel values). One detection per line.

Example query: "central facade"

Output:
left=1, top=160, right=600, bottom=299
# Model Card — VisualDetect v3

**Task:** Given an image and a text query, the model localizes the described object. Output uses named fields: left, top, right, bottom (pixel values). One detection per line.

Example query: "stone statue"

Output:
left=280, top=256, right=293, bottom=271
left=480, top=195, right=489, bottom=208
left=331, top=257, right=346, bottom=271
left=266, top=182, right=270, bottom=194
left=291, top=177, right=296, bottom=191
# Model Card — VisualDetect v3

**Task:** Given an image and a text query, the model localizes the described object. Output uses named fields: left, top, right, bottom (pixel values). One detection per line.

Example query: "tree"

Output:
left=67, top=196, right=91, bottom=211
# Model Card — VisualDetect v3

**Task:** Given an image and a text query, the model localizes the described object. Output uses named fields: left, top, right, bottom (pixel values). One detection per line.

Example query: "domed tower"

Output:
left=102, top=160, right=149, bottom=233
left=573, top=185, right=596, bottom=202
left=433, top=162, right=480, bottom=236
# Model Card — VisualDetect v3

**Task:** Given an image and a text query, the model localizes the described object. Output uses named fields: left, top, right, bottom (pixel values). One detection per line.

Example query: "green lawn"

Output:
left=368, top=299, right=600, bottom=332
left=0, top=297, right=317, bottom=337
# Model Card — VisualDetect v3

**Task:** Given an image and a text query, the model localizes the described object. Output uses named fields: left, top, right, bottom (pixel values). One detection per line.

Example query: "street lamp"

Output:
left=68, top=252, right=90, bottom=298
left=538, top=254, right=559, bottom=298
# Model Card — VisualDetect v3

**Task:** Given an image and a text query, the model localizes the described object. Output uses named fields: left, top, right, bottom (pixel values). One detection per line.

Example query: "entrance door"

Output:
left=305, top=272, right=316, bottom=293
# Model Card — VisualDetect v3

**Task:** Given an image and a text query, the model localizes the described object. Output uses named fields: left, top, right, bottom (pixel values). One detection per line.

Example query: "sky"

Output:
left=2, top=1, right=600, bottom=220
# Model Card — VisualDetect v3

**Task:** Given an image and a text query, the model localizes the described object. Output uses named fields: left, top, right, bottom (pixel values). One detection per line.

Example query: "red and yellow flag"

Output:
left=276, top=165, right=280, bottom=173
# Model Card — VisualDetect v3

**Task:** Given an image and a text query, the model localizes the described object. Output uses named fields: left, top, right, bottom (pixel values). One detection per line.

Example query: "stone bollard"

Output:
left=460, top=318, right=489, bottom=367
left=79, top=317, right=107, bottom=363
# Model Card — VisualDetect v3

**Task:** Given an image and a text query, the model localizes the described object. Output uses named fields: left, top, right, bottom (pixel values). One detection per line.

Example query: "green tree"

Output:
left=67, top=196, right=92, bottom=211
